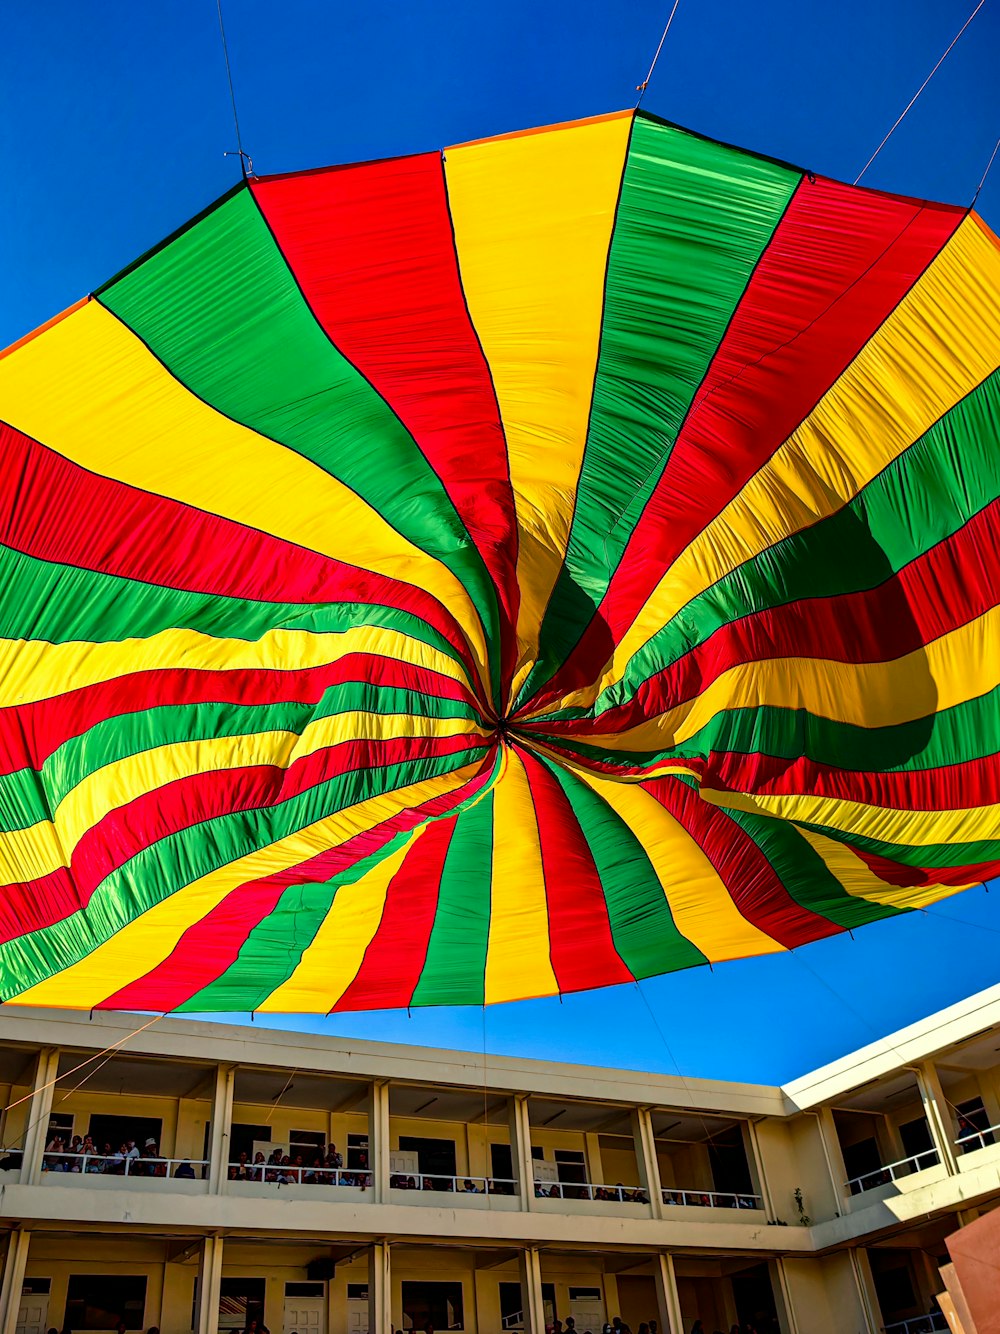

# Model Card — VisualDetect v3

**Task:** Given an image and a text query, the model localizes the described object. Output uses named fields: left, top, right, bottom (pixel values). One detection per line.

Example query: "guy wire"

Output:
left=636, top=1, right=681, bottom=106
left=855, top=0, right=987, bottom=184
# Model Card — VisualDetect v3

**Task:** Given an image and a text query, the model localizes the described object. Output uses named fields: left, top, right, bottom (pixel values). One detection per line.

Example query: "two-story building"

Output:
left=2, top=983, right=999, bottom=1334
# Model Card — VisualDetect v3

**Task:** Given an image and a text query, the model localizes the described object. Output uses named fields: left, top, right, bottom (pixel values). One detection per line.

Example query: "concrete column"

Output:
left=195, top=1235, right=224, bottom=1334
left=21, top=1047, right=59, bottom=1186
left=207, top=1064, right=235, bottom=1194
left=509, top=1095, right=535, bottom=1211
left=769, top=1258, right=799, bottom=1334
left=0, top=1231, right=30, bottom=1334
left=652, top=1254, right=683, bottom=1334
left=848, top=1249, right=881, bottom=1334
left=632, top=1108, right=664, bottom=1217
left=745, top=1120, right=775, bottom=1220
left=369, top=1080, right=391, bottom=1203
left=915, top=1061, right=959, bottom=1175
left=583, top=1133, right=604, bottom=1195
left=812, top=1107, right=853, bottom=1215
left=369, top=1242, right=390, bottom=1334
left=519, top=1248, right=545, bottom=1334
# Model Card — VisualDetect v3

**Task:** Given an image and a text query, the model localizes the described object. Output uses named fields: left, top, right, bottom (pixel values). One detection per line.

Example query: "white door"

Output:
left=283, top=1295, right=325, bottom=1334
left=347, top=1295, right=368, bottom=1334
left=16, top=1288, right=49, bottom=1334
left=569, top=1288, right=604, bottom=1332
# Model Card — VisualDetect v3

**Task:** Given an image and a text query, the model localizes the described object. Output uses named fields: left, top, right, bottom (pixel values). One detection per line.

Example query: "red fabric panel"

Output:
left=520, top=747, right=633, bottom=991
left=702, top=750, right=1000, bottom=811
left=535, top=496, right=1000, bottom=740
left=649, top=776, right=842, bottom=948
left=331, top=816, right=456, bottom=1012
left=101, top=766, right=492, bottom=1012
left=851, top=848, right=1000, bottom=888
left=0, top=655, right=480, bottom=777
left=252, top=158, right=519, bottom=696
left=528, top=180, right=965, bottom=712
left=0, top=732, right=487, bottom=946
left=0, top=420, right=475, bottom=675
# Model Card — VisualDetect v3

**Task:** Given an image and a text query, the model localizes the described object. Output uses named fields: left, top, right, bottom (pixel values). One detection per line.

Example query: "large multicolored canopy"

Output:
left=0, top=109, right=998, bottom=1013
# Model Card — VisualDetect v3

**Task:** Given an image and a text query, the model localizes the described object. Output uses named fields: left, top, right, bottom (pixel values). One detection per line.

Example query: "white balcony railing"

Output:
left=662, top=1187, right=763, bottom=1210
left=883, top=1315, right=947, bottom=1333
left=955, top=1122, right=1000, bottom=1154
left=390, top=1172, right=518, bottom=1196
left=533, top=1179, right=650, bottom=1203
left=42, top=1152, right=209, bottom=1180
left=231, top=1163, right=370, bottom=1187
left=845, top=1148, right=939, bottom=1195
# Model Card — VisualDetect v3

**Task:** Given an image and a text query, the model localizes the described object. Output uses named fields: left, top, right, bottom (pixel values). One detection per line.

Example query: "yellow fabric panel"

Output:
left=445, top=112, right=633, bottom=704
left=703, top=788, right=997, bottom=850
left=0, top=300, right=491, bottom=692
left=10, top=763, right=482, bottom=1009
left=581, top=602, right=1000, bottom=754
left=0, top=621, right=472, bottom=709
left=256, top=836, right=415, bottom=1012
left=570, top=767, right=784, bottom=963
left=546, top=212, right=1000, bottom=713
left=0, top=712, right=487, bottom=885
left=793, top=825, right=973, bottom=909
left=484, top=746, right=559, bottom=1003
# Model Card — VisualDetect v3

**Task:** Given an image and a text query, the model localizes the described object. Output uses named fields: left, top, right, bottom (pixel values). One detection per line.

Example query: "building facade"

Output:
left=1, top=986, right=1000, bottom=1334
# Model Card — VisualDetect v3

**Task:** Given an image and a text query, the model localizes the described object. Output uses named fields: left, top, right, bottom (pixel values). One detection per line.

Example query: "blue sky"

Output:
left=3, top=1, right=999, bottom=1083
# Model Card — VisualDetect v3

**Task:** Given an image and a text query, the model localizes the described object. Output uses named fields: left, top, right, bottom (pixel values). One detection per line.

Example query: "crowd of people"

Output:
left=41, top=1133, right=198, bottom=1177
left=228, top=1142, right=371, bottom=1188
left=533, top=1182, right=649, bottom=1203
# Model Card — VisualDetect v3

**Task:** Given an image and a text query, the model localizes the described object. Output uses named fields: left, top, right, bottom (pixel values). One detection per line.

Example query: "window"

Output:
left=290, top=1130, right=325, bottom=1163
left=397, top=1136, right=457, bottom=1182
left=65, top=1275, right=146, bottom=1330
left=87, top=1115, right=163, bottom=1155
left=842, top=1136, right=883, bottom=1191
left=218, top=1279, right=266, bottom=1331
left=228, top=1123, right=270, bottom=1163
left=957, top=1097, right=996, bottom=1150
left=401, top=1282, right=464, bottom=1330
left=21, top=1280, right=51, bottom=1295
left=285, top=1284, right=324, bottom=1299
left=567, top=1290, right=601, bottom=1301
left=347, top=1134, right=369, bottom=1171
left=498, top=1283, right=558, bottom=1330
left=707, top=1126, right=754, bottom=1195
left=47, top=1113, right=73, bottom=1140
left=530, top=1147, right=543, bottom=1160
left=554, top=1149, right=586, bottom=1185
left=899, top=1117, right=939, bottom=1171
left=491, top=1143, right=513, bottom=1181
left=347, top=1286, right=369, bottom=1303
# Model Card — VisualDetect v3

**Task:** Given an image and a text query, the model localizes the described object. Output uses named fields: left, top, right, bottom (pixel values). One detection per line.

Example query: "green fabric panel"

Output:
left=0, top=685, right=479, bottom=836
left=0, top=747, right=490, bottom=1001
left=519, top=116, right=800, bottom=708
left=0, top=540, right=466, bottom=672
left=411, top=791, right=495, bottom=1006
left=671, top=778, right=905, bottom=929
left=602, top=365, right=1000, bottom=712
left=534, top=678, right=1000, bottom=780
left=98, top=189, right=502, bottom=707
left=549, top=764, right=706, bottom=978
left=177, top=829, right=415, bottom=1012
left=791, top=823, right=1000, bottom=871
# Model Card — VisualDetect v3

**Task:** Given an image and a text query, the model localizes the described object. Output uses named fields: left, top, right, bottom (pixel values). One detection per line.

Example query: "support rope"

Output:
left=217, top=0, right=251, bottom=177
left=854, top=0, right=988, bottom=184
left=972, top=134, right=1000, bottom=205
left=636, top=1, right=681, bottom=106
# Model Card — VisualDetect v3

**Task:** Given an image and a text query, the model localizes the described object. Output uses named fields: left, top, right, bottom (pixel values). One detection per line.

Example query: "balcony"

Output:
left=845, top=1148, right=940, bottom=1196
left=661, top=1187, right=763, bottom=1210
left=883, top=1315, right=948, bottom=1333
left=40, top=1150, right=209, bottom=1193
